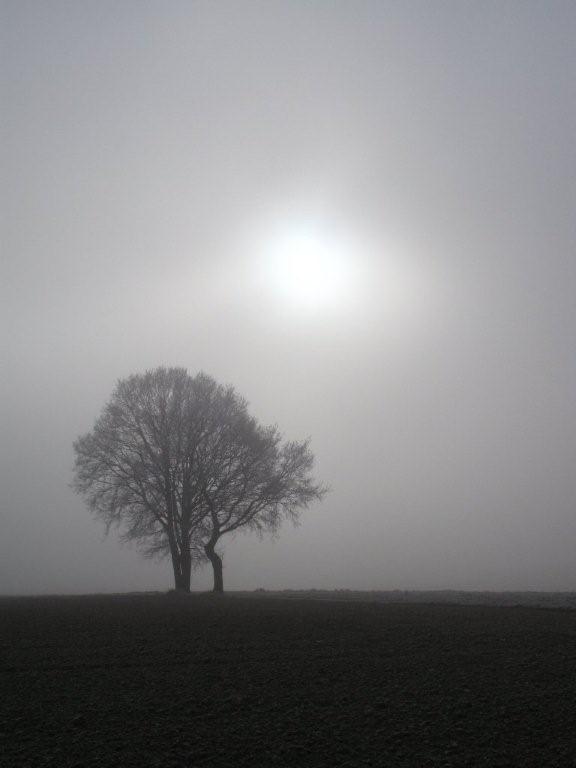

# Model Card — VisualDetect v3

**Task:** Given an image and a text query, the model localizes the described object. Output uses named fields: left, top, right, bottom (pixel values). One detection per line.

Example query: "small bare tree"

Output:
left=193, top=392, right=326, bottom=592
left=73, top=367, right=326, bottom=592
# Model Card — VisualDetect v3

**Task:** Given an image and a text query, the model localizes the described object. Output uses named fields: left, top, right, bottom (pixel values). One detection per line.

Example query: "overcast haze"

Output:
left=2, top=1, right=576, bottom=594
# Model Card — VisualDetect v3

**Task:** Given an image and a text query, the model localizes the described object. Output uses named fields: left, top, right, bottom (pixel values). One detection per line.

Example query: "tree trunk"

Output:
left=205, top=543, right=224, bottom=593
left=180, top=549, right=192, bottom=592
left=171, top=549, right=191, bottom=592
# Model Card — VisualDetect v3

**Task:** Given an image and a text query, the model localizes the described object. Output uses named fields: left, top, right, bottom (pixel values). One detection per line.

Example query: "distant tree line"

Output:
left=73, top=367, right=326, bottom=592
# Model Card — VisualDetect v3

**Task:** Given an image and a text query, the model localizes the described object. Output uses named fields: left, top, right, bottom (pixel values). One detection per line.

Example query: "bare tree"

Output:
left=73, top=368, right=209, bottom=590
left=73, top=367, right=326, bottom=592
left=193, top=391, right=326, bottom=592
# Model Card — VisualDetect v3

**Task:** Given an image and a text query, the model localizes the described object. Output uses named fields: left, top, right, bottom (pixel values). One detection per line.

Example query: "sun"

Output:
left=264, top=224, right=355, bottom=312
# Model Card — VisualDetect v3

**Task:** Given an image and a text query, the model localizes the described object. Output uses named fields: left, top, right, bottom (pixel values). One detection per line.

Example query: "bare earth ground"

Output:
left=2, top=592, right=576, bottom=767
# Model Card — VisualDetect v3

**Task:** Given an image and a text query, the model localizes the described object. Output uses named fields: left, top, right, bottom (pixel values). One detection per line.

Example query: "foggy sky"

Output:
left=2, top=0, right=576, bottom=594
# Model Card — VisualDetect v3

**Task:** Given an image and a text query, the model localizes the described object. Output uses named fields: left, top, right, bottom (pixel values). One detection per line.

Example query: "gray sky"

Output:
left=2, top=0, right=576, bottom=594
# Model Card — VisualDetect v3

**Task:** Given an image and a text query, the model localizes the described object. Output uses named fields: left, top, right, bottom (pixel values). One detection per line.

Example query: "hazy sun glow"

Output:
left=253, top=215, right=435, bottom=329
left=264, top=224, right=357, bottom=312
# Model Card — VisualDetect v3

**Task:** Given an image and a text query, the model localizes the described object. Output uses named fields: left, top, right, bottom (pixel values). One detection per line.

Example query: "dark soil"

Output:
left=2, top=593, right=576, bottom=767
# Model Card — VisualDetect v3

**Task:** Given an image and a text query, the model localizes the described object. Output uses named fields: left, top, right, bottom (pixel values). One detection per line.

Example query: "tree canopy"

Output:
left=73, top=367, right=326, bottom=591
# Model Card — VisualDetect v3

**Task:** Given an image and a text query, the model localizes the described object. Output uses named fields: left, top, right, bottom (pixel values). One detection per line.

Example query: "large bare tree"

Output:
left=73, top=367, right=325, bottom=592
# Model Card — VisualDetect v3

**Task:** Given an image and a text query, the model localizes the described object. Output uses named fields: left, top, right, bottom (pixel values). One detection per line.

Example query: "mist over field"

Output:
left=2, top=0, right=576, bottom=595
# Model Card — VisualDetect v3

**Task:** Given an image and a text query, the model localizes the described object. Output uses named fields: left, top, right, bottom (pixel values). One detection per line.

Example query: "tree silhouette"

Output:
left=193, top=389, right=325, bottom=592
left=73, top=367, right=325, bottom=592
